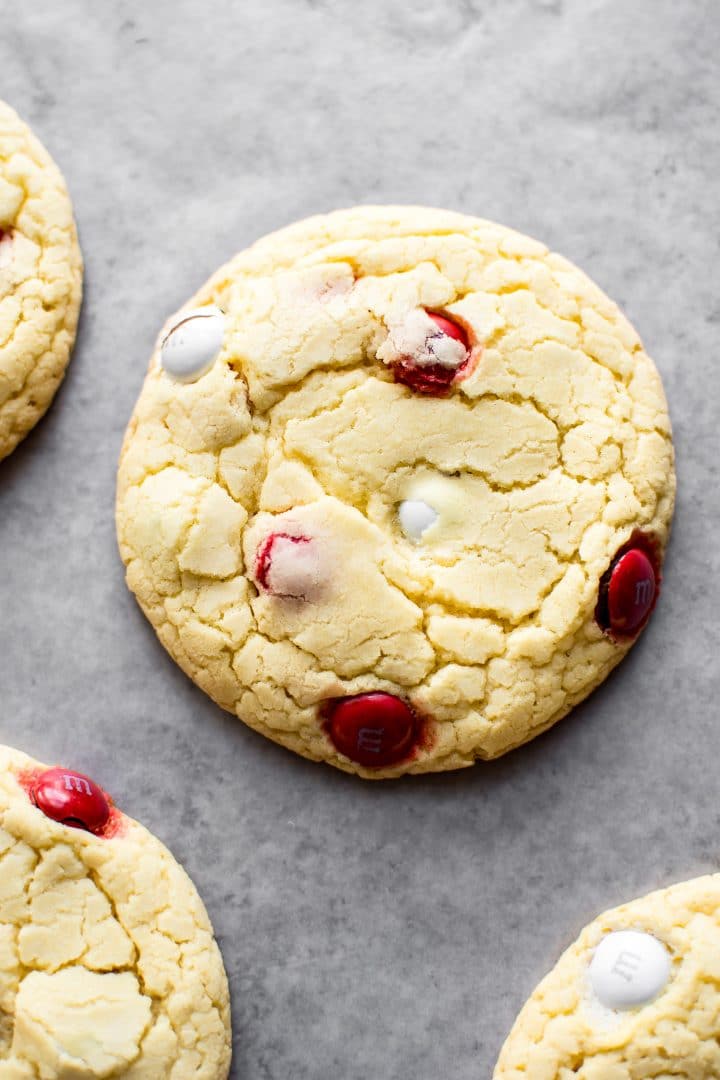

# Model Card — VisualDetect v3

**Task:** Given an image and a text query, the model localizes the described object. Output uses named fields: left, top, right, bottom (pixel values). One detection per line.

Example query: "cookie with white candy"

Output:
left=0, top=100, right=82, bottom=461
left=0, top=744, right=231, bottom=1078
left=117, top=205, right=674, bottom=778
left=494, top=875, right=720, bottom=1078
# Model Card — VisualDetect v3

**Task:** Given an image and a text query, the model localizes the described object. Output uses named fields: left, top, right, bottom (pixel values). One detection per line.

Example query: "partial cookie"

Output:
left=0, top=744, right=231, bottom=1078
left=116, top=206, right=675, bottom=778
left=494, top=875, right=720, bottom=1078
left=0, top=100, right=82, bottom=461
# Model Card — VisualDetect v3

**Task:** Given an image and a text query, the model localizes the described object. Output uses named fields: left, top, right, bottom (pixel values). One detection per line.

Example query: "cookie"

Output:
left=494, top=875, right=720, bottom=1078
left=0, top=101, right=82, bottom=462
left=0, top=744, right=231, bottom=1078
left=116, top=206, right=675, bottom=778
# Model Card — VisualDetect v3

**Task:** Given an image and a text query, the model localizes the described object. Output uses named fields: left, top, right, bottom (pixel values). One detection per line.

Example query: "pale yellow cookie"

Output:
left=116, top=206, right=675, bottom=778
left=494, top=875, right=720, bottom=1078
left=0, top=101, right=82, bottom=461
left=0, top=744, right=231, bottom=1078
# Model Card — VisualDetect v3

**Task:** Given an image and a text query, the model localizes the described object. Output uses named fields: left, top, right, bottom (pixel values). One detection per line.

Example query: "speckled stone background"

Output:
left=0, top=1, right=717, bottom=1076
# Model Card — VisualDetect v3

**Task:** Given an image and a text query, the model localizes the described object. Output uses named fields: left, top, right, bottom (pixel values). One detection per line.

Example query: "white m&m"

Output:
left=398, top=499, right=438, bottom=542
left=160, top=305, right=225, bottom=383
left=589, top=930, right=671, bottom=1010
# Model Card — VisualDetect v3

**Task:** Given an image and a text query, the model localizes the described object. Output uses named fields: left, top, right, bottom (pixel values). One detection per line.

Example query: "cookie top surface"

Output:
left=0, top=100, right=82, bottom=462
left=494, top=874, right=720, bottom=1078
left=116, top=205, right=675, bottom=778
left=0, top=744, right=231, bottom=1078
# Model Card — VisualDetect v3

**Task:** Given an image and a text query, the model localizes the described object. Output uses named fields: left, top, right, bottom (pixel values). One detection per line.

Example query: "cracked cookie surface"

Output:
left=494, top=875, right=720, bottom=1078
left=0, top=745, right=231, bottom=1078
left=0, top=101, right=82, bottom=462
left=116, top=206, right=675, bottom=778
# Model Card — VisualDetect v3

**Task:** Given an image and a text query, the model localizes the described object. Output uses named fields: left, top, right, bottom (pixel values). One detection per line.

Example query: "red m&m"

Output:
left=254, top=531, right=320, bottom=599
left=32, top=767, right=110, bottom=834
left=597, top=534, right=660, bottom=638
left=425, top=312, right=467, bottom=344
left=607, top=548, right=657, bottom=634
left=391, top=311, right=470, bottom=396
left=326, top=692, right=418, bottom=767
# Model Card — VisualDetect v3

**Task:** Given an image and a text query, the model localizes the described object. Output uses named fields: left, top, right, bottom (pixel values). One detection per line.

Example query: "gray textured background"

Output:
left=0, top=1, right=717, bottom=1076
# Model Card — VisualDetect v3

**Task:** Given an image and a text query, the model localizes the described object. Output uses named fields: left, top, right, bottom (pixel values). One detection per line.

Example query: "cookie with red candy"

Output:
left=0, top=744, right=231, bottom=1077
left=117, top=206, right=675, bottom=777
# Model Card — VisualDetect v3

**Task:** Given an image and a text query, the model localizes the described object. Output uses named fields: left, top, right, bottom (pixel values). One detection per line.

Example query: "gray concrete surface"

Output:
left=0, top=1, right=717, bottom=1076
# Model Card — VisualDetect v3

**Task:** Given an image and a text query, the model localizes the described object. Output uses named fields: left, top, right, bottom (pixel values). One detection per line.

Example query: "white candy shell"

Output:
left=588, top=930, right=671, bottom=1010
left=398, top=499, right=439, bottom=542
left=160, top=306, right=225, bottom=383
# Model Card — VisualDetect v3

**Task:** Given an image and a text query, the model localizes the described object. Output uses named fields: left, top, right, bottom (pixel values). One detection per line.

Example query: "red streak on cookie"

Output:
left=325, top=692, right=420, bottom=767
left=392, top=311, right=471, bottom=397
left=254, top=532, right=311, bottom=594
left=18, top=766, right=124, bottom=838
left=596, top=530, right=661, bottom=640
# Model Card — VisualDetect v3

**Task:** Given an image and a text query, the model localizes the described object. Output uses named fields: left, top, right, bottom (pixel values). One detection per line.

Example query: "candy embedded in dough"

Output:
left=160, top=305, right=225, bottom=383
left=398, top=499, right=439, bottom=542
left=588, top=930, right=671, bottom=1011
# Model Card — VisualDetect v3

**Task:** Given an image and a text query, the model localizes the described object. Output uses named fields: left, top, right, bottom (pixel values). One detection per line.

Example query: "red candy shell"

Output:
left=32, top=767, right=110, bottom=834
left=254, top=532, right=311, bottom=595
left=607, top=548, right=657, bottom=635
left=327, top=692, right=418, bottom=767
left=392, top=311, right=469, bottom=396
left=426, top=312, right=467, bottom=344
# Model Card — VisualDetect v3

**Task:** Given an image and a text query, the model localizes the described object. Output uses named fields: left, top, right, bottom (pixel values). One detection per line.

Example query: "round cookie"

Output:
left=0, top=101, right=82, bottom=461
left=116, top=206, right=675, bottom=778
left=0, top=744, right=231, bottom=1078
left=494, top=875, right=720, bottom=1078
